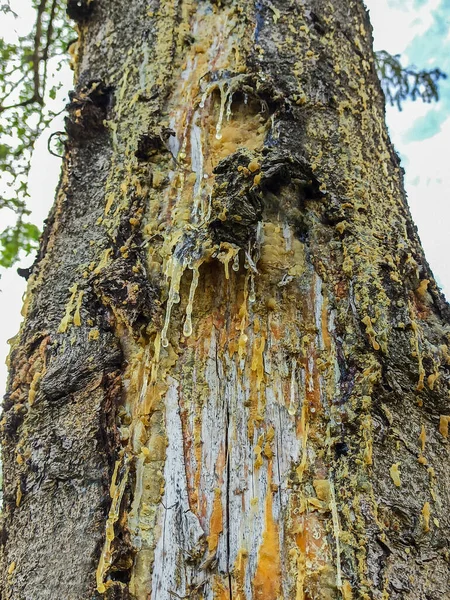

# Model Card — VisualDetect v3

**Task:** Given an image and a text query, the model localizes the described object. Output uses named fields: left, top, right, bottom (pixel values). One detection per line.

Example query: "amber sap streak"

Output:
left=252, top=463, right=282, bottom=599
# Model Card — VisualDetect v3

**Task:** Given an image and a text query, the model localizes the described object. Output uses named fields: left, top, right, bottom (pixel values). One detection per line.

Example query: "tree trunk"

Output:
left=1, top=0, right=450, bottom=598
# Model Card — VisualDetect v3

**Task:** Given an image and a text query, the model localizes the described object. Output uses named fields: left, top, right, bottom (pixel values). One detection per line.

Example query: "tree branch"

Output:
left=0, top=72, right=29, bottom=106
left=0, top=95, right=40, bottom=114
left=42, top=0, right=57, bottom=62
left=0, top=0, right=47, bottom=114
left=38, top=0, right=57, bottom=124
left=32, top=0, right=47, bottom=104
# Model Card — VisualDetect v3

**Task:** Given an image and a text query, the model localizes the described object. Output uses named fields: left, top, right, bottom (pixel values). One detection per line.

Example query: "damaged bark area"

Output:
left=1, top=0, right=450, bottom=599
left=66, top=0, right=95, bottom=23
left=65, top=79, right=114, bottom=142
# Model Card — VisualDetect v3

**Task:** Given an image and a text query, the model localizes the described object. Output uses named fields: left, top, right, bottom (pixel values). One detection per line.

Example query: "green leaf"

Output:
left=0, top=220, right=41, bottom=268
left=0, top=0, right=73, bottom=269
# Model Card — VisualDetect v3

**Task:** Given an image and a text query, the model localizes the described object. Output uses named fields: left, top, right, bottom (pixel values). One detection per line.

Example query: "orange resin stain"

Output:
left=304, top=346, right=321, bottom=414
left=269, top=320, right=282, bottom=341
left=292, top=511, right=331, bottom=599
left=342, top=580, right=353, bottom=599
left=213, top=578, right=231, bottom=600
left=233, top=548, right=249, bottom=600
left=296, top=512, right=326, bottom=558
left=251, top=335, right=266, bottom=391
left=178, top=395, right=197, bottom=508
left=212, top=308, right=226, bottom=337
left=142, top=380, right=167, bottom=416
left=195, top=316, right=215, bottom=360
left=296, top=404, right=310, bottom=481
left=297, top=284, right=323, bottom=418
left=321, top=295, right=332, bottom=351
left=208, top=487, right=224, bottom=553
left=227, top=284, right=248, bottom=358
left=252, top=466, right=282, bottom=600
left=248, top=332, right=266, bottom=437
left=422, top=501, right=431, bottom=533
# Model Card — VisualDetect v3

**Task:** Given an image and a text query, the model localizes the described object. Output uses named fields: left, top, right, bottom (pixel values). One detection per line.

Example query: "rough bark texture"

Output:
left=1, top=0, right=450, bottom=599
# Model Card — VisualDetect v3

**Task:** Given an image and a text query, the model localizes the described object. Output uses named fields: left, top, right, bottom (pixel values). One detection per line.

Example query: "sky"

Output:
left=1, top=0, right=450, bottom=397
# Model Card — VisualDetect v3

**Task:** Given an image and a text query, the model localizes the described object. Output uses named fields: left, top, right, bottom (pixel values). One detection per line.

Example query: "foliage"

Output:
left=375, top=50, right=447, bottom=111
left=0, top=0, right=72, bottom=268
left=0, top=3, right=446, bottom=268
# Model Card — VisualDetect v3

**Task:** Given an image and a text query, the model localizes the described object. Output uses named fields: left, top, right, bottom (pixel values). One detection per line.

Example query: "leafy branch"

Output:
left=0, top=0, right=72, bottom=268
left=375, top=50, right=447, bottom=111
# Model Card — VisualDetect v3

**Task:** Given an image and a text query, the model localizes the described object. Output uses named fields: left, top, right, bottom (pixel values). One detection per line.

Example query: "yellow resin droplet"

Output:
left=96, top=457, right=130, bottom=593
left=73, top=290, right=84, bottom=327
left=341, top=580, right=353, bottom=600
left=217, top=243, right=239, bottom=280
left=248, top=159, right=260, bottom=172
left=58, top=284, right=78, bottom=333
left=161, top=257, right=185, bottom=348
left=439, top=415, right=450, bottom=438
left=422, top=501, right=431, bottom=532
left=104, top=192, right=115, bottom=215
left=389, top=463, right=401, bottom=487
left=232, top=252, right=240, bottom=272
left=238, top=332, right=248, bottom=359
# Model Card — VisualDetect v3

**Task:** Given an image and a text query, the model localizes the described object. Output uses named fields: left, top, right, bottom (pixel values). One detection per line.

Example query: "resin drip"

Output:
left=183, top=264, right=200, bottom=337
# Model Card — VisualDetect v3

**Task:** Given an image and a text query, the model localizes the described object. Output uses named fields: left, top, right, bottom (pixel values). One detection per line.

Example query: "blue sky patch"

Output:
left=402, top=0, right=450, bottom=142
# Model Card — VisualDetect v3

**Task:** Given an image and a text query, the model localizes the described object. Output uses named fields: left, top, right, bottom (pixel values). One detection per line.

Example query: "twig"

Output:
left=0, top=72, right=28, bottom=106
left=0, top=95, right=39, bottom=114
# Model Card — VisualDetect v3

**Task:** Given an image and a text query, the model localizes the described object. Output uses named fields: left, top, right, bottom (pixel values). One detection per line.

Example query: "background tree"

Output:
left=0, top=0, right=72, bottom=267
left=1, top=1, right=450, bottom=599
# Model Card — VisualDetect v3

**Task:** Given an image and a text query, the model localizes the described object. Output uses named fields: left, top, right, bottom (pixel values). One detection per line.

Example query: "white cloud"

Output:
left=366, top=0, right=450, bottom=298
left=367, top=0, right=441, bottom=55
left=401, top=115, right=450, bottom=295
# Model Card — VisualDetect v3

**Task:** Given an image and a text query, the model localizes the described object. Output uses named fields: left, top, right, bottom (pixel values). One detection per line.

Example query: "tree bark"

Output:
left=1, top=0, right=450, bottom=599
